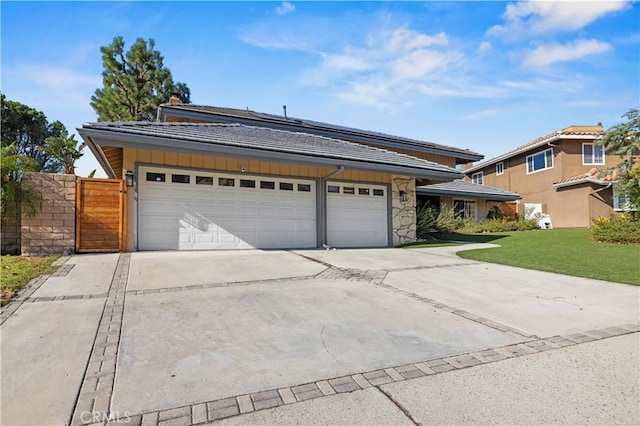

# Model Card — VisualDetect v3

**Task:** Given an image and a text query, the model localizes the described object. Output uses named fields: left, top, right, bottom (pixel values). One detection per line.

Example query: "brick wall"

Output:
left=21, top=173, right=76, bottom=256
left=1, top=215, right=21, bottom=254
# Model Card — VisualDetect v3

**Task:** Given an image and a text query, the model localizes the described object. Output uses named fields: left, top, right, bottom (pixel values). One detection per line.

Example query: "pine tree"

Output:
left=90, top=36, right=190, bottom=122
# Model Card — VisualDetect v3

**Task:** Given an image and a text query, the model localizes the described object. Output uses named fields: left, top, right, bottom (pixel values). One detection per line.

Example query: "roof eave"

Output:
left=158, top=105, right=484, bottom=162
left=553, top=179, right=614, bottom=189
left=415, top=186, right=521, bottom=201
left=77, top=127, right=462, bottom=182
left=77, top=128, right=117, bottom=178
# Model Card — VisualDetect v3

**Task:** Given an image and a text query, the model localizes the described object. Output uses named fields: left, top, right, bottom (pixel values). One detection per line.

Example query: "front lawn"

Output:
left=449, top=229, right=639, bottom=285
left=1, top=255, right=60, bottom=305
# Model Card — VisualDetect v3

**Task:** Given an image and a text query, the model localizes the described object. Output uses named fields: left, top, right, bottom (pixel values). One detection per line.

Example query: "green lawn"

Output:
left=1, top=255, right=60, bottom=305
left=447, top=229, right=639, bottom=285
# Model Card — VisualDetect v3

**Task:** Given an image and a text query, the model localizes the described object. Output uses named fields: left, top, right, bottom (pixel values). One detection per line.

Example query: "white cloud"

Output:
left=488, top=0, right=630, bottom=39
left=298, top=26, right=467, bottom=107
left=276, top=1, right=295, bottom=16
left=477, top=41, right=492, bottom=53
left=523, top=39, right=611, bottom=67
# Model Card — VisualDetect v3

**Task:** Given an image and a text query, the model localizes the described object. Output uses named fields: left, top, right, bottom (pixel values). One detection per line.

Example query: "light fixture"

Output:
left=399, top=190, right=408, bottom=203
left=125, top=170, right=135, bottom=187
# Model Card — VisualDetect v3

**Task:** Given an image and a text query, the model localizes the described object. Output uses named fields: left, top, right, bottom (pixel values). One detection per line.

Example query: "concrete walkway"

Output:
left=1, top=246, right=638, bottom=426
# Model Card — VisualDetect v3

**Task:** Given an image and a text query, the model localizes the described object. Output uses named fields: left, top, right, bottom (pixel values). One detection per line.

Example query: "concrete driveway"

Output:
left=1, top=245, right=638, bottom=426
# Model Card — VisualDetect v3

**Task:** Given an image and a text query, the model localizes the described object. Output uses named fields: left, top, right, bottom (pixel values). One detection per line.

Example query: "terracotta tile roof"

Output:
left=553, top=167, right=617, bottom=188
left=464, top=124, right=603, bottom=173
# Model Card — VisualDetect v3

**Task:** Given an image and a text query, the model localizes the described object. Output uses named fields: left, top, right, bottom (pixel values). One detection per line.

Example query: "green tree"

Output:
left=0, top=144, right=42, bottom=222
left=597, top=109, right=640, bottom=212
left=1, top=93, right=65, bottom=171
left=43, top=128, right=86, bottom=174
left=91, top=36, right=190, bottom=122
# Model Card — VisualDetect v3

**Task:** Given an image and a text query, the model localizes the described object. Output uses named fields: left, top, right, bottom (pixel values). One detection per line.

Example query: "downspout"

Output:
left=319, top=166, right=345, bottom=247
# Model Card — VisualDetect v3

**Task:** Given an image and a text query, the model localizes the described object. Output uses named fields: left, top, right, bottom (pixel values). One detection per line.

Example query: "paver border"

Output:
left=70, top=253, right=131, bottom=426
left=105, top=324, right=638, bottom=426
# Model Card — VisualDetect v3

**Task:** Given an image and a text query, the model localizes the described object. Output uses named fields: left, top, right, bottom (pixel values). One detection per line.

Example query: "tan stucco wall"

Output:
left=469, top=139, right=620, bottom=227
left=121, top=148, right=410, bottom=250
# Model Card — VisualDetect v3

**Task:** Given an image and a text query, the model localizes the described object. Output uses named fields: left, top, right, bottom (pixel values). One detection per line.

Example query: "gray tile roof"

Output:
left=416, top=180, right=521, bottom=201
left=79, top=122, right=461, bottom=179
left=158, top=104, right=483, bottom=161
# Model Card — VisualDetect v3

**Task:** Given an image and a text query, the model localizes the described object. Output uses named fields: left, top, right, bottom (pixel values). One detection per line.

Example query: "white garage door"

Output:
left=138, top=166, right=317, bottom=250
left=326, top=182, right=389, bottom=248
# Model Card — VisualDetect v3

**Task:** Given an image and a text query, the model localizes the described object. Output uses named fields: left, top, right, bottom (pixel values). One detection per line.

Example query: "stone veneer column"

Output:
left=390, top=175, right=416, bottom=246
left=21, top=173, right=76, bottom=255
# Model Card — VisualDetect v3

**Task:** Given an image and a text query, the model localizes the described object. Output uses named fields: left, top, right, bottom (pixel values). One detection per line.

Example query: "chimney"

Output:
left=169, top=95, right=181, bottom=104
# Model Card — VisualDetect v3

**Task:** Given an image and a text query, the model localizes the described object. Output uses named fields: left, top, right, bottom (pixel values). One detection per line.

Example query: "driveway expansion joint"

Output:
left=71, top=253, right=131, bottom=426
left=106, top=324, right=638, bottom=426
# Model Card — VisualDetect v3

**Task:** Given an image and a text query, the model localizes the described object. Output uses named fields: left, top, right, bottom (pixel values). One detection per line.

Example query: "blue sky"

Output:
left=2, top=1, right=638, bottom=177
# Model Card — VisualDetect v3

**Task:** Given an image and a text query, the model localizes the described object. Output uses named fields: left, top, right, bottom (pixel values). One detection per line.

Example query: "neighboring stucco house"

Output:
left=463, top=125, right=621, bottom=228
left=78, top=120, right=469, bottom=251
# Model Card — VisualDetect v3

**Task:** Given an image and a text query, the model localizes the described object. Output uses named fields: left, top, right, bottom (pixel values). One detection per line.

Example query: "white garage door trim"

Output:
left=326, top=181, right=390, bottom=248
left=137, top=166, right=318, bottom=250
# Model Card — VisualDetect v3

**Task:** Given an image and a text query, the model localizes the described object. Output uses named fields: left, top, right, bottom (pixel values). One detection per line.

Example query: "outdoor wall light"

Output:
left=125, top=170, right=135, bottom=187
left=399, top=190, right=408, bottom=202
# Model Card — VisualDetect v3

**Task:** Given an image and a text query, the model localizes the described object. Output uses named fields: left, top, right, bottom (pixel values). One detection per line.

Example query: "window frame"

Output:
left=453, top=199, right=477, bottom=220
left=526, top=148, right=554, bottom=174
left=582, top=143, right=605, bottom=165
left=471, top=172, right=484, bottom=185
left=613, top=188, right=635, bottom=211
left=496, top=162, right=504, bottom=176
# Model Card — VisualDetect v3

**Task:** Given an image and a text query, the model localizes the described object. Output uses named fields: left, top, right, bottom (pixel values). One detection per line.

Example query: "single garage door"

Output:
left=326, top=182, right=389, bottom=248
left=138, top=166, right=317, bottom=250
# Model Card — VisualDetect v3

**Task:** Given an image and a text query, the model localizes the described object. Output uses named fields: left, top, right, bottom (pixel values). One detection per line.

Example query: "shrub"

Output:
left=416, top=204, right=438, bottom=238
left=486, top=206, right=504, bottom=220
left=435, top=205, right=464, bottom=233
left=591, top=213, right=640, bottom=244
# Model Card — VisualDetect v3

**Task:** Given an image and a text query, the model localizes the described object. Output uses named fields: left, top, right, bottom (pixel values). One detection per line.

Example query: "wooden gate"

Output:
left=76, top=178, right=126, bottom=252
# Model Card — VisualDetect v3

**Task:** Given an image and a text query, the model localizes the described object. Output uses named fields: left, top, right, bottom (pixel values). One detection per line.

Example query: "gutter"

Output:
left=553, top=179, right=613, bottom=189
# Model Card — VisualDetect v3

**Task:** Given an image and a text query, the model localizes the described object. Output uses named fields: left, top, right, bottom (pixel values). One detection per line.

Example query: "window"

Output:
left=328, top=185, right=340, bottom=193
left=496, top=162, right=504, bottom=176
left=471, top=172, right=483, bottom=185
left=343, top=187, right=355, bottom=194
left=279, top=182, right=294, bottom=191
left=195, top=176, right=213, bottom=185
left=358, top=188, right=370, bottom=195
left=240, top=179, right=255, bottom=188
left=218, top=178, right=235, bottom=187
left=260, top=181, right=275, bottom=189
left=613, top=188, right=635, bottom=211
left=583, top=143, right=605, bottom=165
left=453, top=200, right=477, bottom=220
left=172, top=174, right=190, bottom=184
left=526, top=148, right=554, bottom=174
left=373, top=189, right=384, bottom=196
left=146, top=172, right=165, bottom=182
left=297, top=184, right=311, bottom=192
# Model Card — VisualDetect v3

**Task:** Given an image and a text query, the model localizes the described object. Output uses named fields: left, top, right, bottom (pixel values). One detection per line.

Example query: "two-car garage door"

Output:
left=138, top=166, right=317, bottom=250
left=137, top=166, right=389, bottom=250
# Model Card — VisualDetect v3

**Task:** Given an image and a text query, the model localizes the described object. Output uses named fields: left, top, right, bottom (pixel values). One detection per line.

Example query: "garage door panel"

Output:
left=138, top=167, right=317, bottom=250
left=327, top=182, right=388, bottom=248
